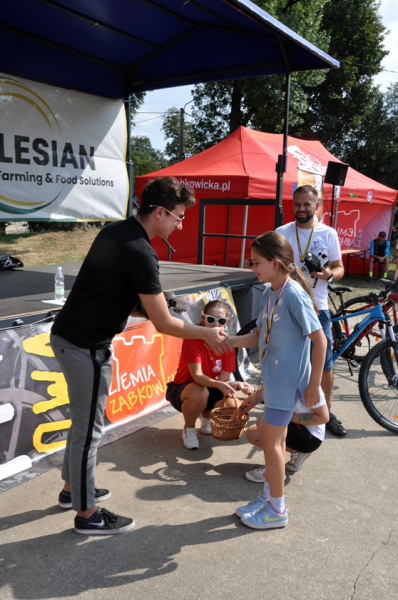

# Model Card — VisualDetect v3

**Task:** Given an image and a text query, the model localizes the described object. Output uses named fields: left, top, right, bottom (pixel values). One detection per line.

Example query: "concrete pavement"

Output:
left=1, top=359, right=398, bottom=600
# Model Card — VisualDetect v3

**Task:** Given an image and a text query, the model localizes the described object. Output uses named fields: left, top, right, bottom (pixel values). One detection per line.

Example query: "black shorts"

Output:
left=166, top=382, right=224, bottom=413
left=285, top=422, right=323, bottom=453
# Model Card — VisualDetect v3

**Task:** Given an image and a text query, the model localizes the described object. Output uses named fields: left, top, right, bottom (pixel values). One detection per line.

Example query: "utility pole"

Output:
left=274, top=72, right=291, bottom=229
left=178, top=108, right=184, bottom=163
left=178, top=99, right=194, bottom=162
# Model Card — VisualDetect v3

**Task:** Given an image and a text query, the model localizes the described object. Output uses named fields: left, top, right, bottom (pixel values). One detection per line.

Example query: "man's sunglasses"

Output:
left=149, top=205, right=185, bottom=225
left=203, top=314, right=228, bottom=326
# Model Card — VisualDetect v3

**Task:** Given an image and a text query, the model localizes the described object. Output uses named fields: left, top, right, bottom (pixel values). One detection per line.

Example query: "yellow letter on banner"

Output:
left=22, top=332, right=54, bottom=357
left=31, top=371, right=69, bottom=414
left=33, top=420, right=72, bottom=453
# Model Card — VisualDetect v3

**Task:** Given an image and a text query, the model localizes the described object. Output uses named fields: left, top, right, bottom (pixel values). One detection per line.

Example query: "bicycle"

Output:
left=328, top=279, right=398, bottom=363
left=234, top=281, right=398, bottom=433
left=358, top=329, right=398, bottom=434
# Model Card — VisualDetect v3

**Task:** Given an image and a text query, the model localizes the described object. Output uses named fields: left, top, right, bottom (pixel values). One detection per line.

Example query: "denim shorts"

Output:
left=317, top=309, right=333, bottom=371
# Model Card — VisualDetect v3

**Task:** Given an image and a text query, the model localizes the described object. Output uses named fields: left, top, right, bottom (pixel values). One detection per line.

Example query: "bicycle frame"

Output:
left=342, top=295, right=398, bottom=341
left=331, top=303, right=386, bottom=363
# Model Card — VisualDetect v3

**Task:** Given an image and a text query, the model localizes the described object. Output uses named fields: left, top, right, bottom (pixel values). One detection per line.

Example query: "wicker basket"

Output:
left=210, top=394, right=249, bottom=442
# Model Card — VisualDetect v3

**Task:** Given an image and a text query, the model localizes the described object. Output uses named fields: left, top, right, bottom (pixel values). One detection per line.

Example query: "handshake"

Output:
left=203, top=326, right=232, bottom=355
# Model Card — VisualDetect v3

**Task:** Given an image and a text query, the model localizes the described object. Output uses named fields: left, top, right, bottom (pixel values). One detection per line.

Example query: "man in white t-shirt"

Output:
left=277, top=184, right=346, bottom=436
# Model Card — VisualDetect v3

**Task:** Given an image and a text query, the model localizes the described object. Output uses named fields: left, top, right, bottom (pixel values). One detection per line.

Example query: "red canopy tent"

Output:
left=135, top=127, right=397, bottom=271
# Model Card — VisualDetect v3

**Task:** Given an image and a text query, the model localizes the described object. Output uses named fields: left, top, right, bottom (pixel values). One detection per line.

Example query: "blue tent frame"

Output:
left=0, top=0, right=339, bottom=225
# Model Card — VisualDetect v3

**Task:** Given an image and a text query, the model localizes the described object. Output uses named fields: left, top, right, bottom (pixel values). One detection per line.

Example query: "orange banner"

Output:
left=105, top=321, right=182, bottom=424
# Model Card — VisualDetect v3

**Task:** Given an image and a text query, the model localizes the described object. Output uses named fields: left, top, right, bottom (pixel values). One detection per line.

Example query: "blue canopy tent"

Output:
left=0, top=0, right=339, bottom=224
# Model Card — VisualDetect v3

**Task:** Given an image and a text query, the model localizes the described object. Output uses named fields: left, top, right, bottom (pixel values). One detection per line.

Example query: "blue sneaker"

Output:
left=235, top=492, right=267, bottom=518
left=241, top=499, right=288, bottom=529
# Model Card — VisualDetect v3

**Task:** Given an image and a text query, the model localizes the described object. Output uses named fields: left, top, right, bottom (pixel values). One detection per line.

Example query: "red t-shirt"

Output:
left=173, top=338, right=236, bottom=384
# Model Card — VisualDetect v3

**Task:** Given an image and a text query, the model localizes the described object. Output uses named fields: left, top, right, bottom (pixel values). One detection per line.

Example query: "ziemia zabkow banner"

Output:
left=0, top=72, right=128, bottom=222
left=0, top=320, right=182, bottom=484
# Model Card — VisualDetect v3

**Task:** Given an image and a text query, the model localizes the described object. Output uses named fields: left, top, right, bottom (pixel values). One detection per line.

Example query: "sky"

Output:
left=133, top=0, right=398, bottom=153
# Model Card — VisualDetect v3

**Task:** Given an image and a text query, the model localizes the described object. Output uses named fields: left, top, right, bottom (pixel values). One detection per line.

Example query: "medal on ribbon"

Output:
left=296, top=223, right=316, bottom=272
left=262, top=277, right=289, bottom=360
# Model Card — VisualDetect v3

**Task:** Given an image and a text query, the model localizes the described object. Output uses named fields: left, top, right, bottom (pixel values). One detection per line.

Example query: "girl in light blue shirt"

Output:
left=230, top=231, right=326, bottom=530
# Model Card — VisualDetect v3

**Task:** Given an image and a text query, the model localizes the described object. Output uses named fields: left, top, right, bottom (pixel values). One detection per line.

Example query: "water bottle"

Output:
left=55, top=266, right=65, bottom=300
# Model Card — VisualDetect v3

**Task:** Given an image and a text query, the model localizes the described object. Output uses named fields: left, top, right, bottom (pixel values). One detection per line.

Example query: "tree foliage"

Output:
left=191, top=0, right=330, bottom=151
left=131, top=135, right=167, bottom=176
left=129, top=92, right=146, bottom=129
left=161, top=107, right=197, bottom=164
left=296, top=0, right=388, bottom=155
left=190, top=0, right=389, bottom=175
left=337, top=83, right=398, bottom=191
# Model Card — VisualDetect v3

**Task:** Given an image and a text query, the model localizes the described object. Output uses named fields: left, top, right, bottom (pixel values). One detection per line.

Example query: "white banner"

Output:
left=0, top=72, right=128, bottom=221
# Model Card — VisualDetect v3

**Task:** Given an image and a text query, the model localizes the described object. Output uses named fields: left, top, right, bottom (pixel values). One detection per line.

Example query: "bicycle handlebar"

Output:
left=329, top=277, right=398, bottom=311
left=358, top=279, right=398, bottom=306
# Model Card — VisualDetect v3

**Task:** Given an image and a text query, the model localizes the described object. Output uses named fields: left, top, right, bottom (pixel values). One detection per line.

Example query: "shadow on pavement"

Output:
left=104, top=422, right=292, bottom=505
left=1, top=515, right=248, bottom=597
left=0, top=506, right=60, bottom=531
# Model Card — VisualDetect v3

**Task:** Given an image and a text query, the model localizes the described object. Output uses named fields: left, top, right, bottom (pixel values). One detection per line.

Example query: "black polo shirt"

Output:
left=52, top=217, right=162, bottom=348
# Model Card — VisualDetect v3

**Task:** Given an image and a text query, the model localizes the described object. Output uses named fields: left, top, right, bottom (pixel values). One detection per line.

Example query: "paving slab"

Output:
left=1, top=360, right=398, bottom=600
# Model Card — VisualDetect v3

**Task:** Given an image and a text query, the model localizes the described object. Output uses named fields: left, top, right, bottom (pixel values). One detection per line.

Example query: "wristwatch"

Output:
left=327, top=272, right=334, bottom=284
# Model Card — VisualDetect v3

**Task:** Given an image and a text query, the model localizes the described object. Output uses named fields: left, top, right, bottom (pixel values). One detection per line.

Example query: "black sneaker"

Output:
left=74, top=508, right=135, bottom=535
left=58, top=487, right=111, bottom=509
left=326, top=412, right=347, bottom=436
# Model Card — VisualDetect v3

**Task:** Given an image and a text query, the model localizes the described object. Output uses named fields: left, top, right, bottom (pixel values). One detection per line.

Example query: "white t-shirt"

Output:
left=276, top=221, right=341, bottom=310
left=294, top=392, right=326, bottom=442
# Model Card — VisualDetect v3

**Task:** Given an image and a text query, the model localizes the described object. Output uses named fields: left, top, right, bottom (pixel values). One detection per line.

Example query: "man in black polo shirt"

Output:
left=51, top=177, right=230, bottom=535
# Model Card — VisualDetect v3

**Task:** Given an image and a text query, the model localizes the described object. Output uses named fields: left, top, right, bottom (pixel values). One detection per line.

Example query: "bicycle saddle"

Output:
left=328, top=284, right=353, bottom=294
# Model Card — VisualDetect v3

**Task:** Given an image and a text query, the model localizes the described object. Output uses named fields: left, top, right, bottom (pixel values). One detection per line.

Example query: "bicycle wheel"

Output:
left=342, top=298, right=382, bottom=362
left=234, top=319, right=262, bottom=388
left=358, top=338, right=398, bottom=433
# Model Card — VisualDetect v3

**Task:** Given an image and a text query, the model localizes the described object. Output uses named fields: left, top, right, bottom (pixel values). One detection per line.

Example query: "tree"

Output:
left=129, top=92, right=146, bottom=129
left=191, top=0, right=330, bottom=151
left=295, top=0, right=388, bottom=154
left=131, top=136, right=167, bottom=176
left=161, top=108, right=197, bottom=164
left=337, top=83, right=398, bottom=191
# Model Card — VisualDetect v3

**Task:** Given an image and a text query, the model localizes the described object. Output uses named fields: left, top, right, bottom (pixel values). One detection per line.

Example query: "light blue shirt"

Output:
left=256, top=279, right=322, bottom=410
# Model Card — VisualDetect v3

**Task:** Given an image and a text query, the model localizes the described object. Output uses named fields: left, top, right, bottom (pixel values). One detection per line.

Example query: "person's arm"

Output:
left=311, top=258, right=344, bottom=282
left=303, top=328, right=327, bottom=407
left=139, top=293, right=231, bottom=354
left=329, top=258, right=344, bottom=282
left=237, top=387, right=263, bottom=415
left=229, top=328, right=261, bottom=349
left=291, top=402, right=329, bottom=426
left=188, top=363, right=235, bottom=397
left=232, top=380, right=254, bottom=395
left=217, top=370, right=254, bottom=395
left=385, top=241, right=390, bottom=257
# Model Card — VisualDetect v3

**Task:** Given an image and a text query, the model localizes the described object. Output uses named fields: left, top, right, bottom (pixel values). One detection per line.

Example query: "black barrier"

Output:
left=0, top=285, right=250, bottom=493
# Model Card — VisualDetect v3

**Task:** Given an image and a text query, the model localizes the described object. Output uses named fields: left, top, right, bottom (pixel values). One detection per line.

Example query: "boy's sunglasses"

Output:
left=203, top=314, right=228, bottom=326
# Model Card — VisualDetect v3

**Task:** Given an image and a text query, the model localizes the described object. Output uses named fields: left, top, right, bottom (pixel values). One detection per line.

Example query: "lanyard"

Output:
left=262, top=277, right=289, bottom=358
left=295, top=223, right=316, bottom=263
